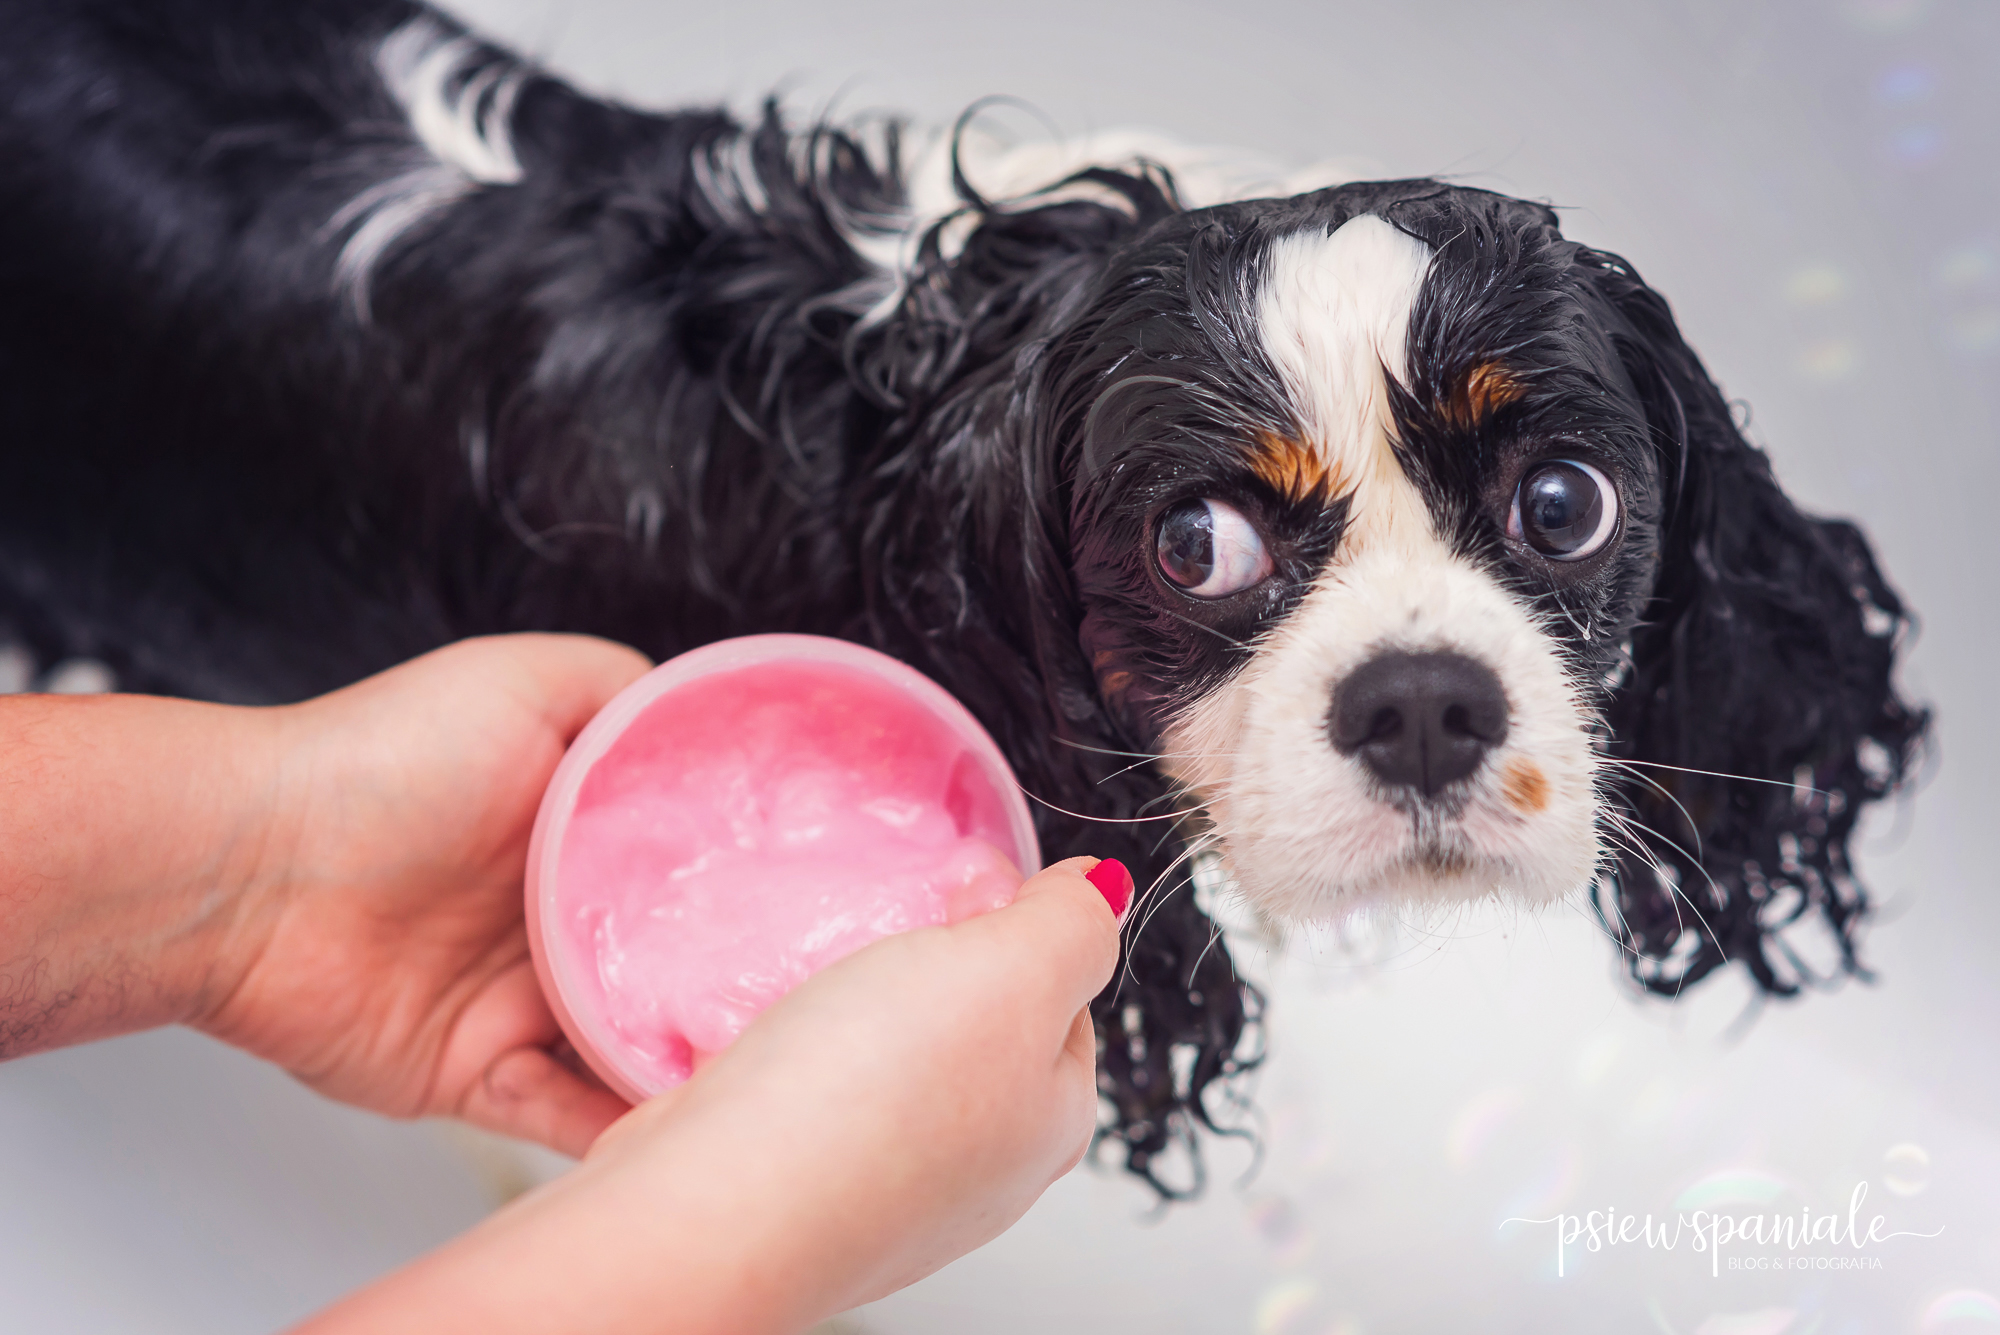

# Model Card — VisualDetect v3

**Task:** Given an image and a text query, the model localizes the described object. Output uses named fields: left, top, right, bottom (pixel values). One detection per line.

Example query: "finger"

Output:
left=1062, top=1003, right=1097, bottom=1072
left=1047, top=1005, right=1104, bottom=1181
left=471, top=634, right=655, bottom=742
left=460, top=1044, right=634, bottom=1158
left=439, top=960, right=634, bottom=1155
left=955, top=857, right=1122, bottom=1015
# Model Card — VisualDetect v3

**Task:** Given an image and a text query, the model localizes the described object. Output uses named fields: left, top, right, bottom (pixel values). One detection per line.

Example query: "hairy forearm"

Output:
left=0, top=694, right=280, bottom=1059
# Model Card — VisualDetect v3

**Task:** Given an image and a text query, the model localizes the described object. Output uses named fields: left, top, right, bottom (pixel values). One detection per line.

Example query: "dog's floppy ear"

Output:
left=1582, top=249, right=1928, bottom=997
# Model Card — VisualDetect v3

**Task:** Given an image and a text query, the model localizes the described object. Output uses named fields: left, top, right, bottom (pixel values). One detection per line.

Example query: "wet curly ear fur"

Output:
left=850, top=161, right=1262, bottom=1199
left=1583, top=250, right=1929, bottom=996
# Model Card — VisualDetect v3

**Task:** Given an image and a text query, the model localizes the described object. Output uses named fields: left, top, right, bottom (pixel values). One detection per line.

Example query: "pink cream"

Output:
left=528, top=639, right=1037, bottom=1099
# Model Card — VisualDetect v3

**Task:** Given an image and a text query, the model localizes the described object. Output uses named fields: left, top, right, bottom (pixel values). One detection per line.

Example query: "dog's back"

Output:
left=0, top=0, right=917, bottom=702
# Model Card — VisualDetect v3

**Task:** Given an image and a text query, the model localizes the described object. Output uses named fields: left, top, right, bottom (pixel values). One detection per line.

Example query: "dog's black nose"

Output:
left=1329, top=651, right=1510, bottom=797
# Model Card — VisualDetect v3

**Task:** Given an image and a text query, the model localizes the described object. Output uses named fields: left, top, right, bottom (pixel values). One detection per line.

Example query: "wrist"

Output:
left=172, top=699, right=308, bottom=1029
left=0, top=693, right=290, bottom=1056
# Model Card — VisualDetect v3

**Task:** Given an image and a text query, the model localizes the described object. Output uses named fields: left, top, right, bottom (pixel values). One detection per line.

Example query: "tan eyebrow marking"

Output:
left=1501, top=758, right=1550, bottom=814
left=1250, top=431, right=1345, bottom=503
left=1443, top=361, right=1525, bottom=428
left=1091, top=649, right=1134, bottom=700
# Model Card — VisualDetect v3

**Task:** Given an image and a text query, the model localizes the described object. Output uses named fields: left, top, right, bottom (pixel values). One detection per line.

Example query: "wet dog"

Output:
left=0, top=0, right=1926, bottom=1192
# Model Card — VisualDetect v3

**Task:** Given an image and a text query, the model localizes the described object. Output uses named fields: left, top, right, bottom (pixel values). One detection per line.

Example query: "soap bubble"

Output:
left=1255, top=1278, right=1319, bottom=1335
left=1245, top=1192, right=1314, bottom=1264
left=1842, top=0, right=1931, bottom=32
left=1692, top=1309, right=1801, bottom=1335
left=1883, top=1142, right=1931, bottom=1197
left=1921, top=1290, right=2000, bottom=1331
left=1935, top=244, right=1998, bottom=289
left=1784, top=265, right=1849, bottom=306
left=1445, top=1086, right=1523, bottom=1167
left=1795, top=338, right=1859, bottom=382
left=1874, top=63, right=1936, bottom=105
left=1499, top=1142, right=1582, bottom=1223
left=1572, top=1031, right=1621, bottom=1088
left=1890, top=125, right=1944, bottom=166
left=1948, top=309, right=2000, bottom=355
left=1672, top=1168, right=1793, bottom=1212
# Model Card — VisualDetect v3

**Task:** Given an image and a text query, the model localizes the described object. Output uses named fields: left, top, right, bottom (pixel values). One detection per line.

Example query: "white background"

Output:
left=2, top=1, right=1995, bottom=1331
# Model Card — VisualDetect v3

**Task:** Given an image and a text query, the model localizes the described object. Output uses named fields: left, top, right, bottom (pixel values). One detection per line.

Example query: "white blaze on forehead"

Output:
left=1255, top=215, right=1432, bottom=544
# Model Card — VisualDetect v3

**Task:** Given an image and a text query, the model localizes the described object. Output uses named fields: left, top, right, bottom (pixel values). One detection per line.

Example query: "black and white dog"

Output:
left=0, top=0, right=1926, bottom=1193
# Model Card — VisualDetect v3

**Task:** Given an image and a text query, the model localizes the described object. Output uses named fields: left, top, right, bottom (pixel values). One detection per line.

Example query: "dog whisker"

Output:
left=1053, top=736, right=1165, bottom=761
left=1133, top=783, right=1201, bottom=818
left=1563, top=890, right=1647, bottom=964
left=1598, top=808, right=1728, bottom=999
left=1610, top=809, right=1727, bottom=928
left=1101, top=754, right=1167, bottom=785
left=1150, top=804, right=1208, bottom=858
left=1185, top=919, right=1227, bottom=990
left=1113, top=834, right=1220, bottom=1003
left=1594, top=818, right=1697, bottom=997
left=1158, top=606, right=1257, bottom=654
left=1612, top=757, right=1834, bottom=799
left=1015, top=788, right=1206, bottom=824
left=1598, top=759, right=1705, bottom=860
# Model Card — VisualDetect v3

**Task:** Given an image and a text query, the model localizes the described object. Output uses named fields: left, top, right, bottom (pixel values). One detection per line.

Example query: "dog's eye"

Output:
left=1156, top=498, right=1272, bottom=597
left=1508, top=460, right=1619, bottom=560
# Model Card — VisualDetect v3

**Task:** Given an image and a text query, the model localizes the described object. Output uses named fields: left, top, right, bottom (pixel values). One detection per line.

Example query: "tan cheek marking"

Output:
left=1251, top=432, right=1346, bottom=502
left=1100, top=670, right=1134, bottom=698
left=1501, top=758, right=1550, bottom=814
left=1445, top=362, right=1525, bottom=428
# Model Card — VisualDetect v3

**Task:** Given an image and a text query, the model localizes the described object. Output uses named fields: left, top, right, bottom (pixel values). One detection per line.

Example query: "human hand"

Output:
left=196, top=635, right=651, bottom=1156
left=603, top=853, right=1128, bottom=1315
left=297, top=856, right=1128, bottom=1335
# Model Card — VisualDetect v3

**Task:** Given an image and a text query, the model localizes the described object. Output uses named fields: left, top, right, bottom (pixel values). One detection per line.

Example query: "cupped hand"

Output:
left=197, top=635, right=651, bottom=1156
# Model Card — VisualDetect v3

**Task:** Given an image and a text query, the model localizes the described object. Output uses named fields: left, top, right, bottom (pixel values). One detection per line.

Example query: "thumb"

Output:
left=462, top=633, right=655, bottom=743
left=958, top=856, right=1128, bottom=1016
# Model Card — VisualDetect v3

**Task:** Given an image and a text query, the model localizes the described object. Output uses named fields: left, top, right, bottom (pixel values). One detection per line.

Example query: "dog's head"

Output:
left=1060, top=189, right=1640, bottom=923
left=849, top=162, right=1924, bottom=1188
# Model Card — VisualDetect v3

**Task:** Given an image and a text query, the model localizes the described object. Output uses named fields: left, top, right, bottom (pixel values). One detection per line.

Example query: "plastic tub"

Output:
left=525, top=634, right=1040, bottom=1103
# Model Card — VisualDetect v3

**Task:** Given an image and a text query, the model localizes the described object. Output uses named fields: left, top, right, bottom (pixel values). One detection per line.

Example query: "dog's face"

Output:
left=1033, top=181, right=1864, bottom=936
left=1153, top=213, right=1649, bottom=920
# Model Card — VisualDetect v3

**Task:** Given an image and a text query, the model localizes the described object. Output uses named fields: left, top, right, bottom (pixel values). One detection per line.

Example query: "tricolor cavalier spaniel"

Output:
left=0, top=0, right=1926, bottom=1193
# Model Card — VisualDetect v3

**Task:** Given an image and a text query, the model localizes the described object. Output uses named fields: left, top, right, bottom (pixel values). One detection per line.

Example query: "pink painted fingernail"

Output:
left=1085, top=859, right=1133, bottom=918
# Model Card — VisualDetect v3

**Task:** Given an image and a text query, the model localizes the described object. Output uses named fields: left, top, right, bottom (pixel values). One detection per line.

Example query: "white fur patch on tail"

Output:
left=328, top=16, right=529, bottom=318
left=377, top=18, right=525, bottom=187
